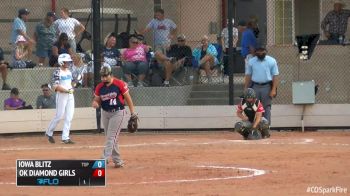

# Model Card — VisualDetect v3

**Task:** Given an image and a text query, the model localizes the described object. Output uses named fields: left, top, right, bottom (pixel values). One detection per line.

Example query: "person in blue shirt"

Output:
left=11, top=8, right=35, bottom=58
left=238, top=20, right=257, bottom=70
left=244, top=46, right=279, bottom=125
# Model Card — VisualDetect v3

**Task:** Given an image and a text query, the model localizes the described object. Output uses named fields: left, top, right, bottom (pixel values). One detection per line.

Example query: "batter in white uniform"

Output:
left=45, top=53, right=75, bottom=144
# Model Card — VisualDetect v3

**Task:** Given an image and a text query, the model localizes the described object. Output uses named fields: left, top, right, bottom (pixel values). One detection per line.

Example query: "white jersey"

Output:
left=54, top=17, right=81, bottom=39
left=52, top=68, right=73, bottom=91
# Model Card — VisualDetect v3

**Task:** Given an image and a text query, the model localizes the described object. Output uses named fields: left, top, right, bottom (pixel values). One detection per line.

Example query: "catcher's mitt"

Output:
left=127, top=113, right=139, bottom=133
left=247, top=128, right=262, bottom=140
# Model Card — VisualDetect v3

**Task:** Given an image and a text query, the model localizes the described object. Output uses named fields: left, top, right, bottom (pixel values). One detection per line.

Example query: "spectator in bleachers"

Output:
left=192, top=35, right=218, bottom=83
left=321, top=0, right=350, bottom=43
left=34, top=12, right=57, bottom=66
left=36, top=83, right=56, bottom=109
left=0, top=48, right=11, bottom=90
left=49, top=33, right=73, bottom=67
left=4, top=87, right=32, bottom=110
left=101, top=33, right=122, bottom=78
left=158, top=34, right=193, bottom=86
left=12, top=35, right=36, bottom=69
left=238, top=20, right=257, bottom=68
left=221, top=19, right=239, bottom=53
left=10, top=8, right=35, bottom=57
left=121, top=36, right=150, bottom=87
left=54, top=7, right=85, bottom=53
left=141, top=9, right=176, bottom=70
left=249, top=15, right=260, bottom=39
left=71, top=53, right=89, bottom=87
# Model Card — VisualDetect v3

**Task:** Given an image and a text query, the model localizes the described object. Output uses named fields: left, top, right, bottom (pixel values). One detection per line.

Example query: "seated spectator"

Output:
left=101, top=33, right=122, bottom=77
left=49, top=33, right=73, bottom=67
left=192, top=35, right=218, bottom=83
left=321, top=0, right=350, bottom=43
left=80, top=52, right=94, bottom=87
left=121, top=36, right=150, bottom=87
left=71, top=53, right=90, bottom=87
left=36, top=83, right=56, bottom=109
left=167, top=34, right=193, bottom=68
left=12, top=35, right=36, bottom=69
left=151, top=34, right=192, bottom=87
left=101, top=33, right=124, bottom=79
left=4, top=87, right=32, bottom=110
left=0, top=47, right=11, bottom=90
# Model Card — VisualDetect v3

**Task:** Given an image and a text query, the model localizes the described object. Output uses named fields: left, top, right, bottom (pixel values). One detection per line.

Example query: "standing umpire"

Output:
left=244, top=46, right=279, bottom=125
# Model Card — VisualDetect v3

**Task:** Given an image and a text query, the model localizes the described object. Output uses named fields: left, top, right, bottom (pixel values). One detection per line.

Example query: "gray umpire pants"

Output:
left=101, top=109, right=125, bottom=165
left=252, top=84, right=272, bottom=124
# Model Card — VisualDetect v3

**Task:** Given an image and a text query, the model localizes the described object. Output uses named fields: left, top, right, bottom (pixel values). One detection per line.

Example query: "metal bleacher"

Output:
left=0, top=67, right=93, bottom=110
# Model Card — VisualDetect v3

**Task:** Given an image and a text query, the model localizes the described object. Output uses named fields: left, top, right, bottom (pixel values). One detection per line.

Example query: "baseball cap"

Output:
left=47, top=11, right=56, bottom=18
left=177, top=34, right=186, bottom=41
left=100, top=66, right=112, bottom=76
left=237, top=20, right=247, bottom=27
left=18, top=8, right=30, bottom=16
left=255, top=44, right=267, bottom=51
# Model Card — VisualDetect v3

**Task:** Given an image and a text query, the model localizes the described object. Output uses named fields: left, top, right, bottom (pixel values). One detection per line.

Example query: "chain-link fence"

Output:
left=0, top=0, right=349, bottom=110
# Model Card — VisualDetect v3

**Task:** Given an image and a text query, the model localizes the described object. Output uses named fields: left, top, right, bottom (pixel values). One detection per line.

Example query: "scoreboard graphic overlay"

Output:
left=16, top=160, right=106, bottom=186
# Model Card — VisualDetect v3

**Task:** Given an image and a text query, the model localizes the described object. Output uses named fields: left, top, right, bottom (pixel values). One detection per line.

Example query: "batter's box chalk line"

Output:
left=109, top=165, right=268, bottom=185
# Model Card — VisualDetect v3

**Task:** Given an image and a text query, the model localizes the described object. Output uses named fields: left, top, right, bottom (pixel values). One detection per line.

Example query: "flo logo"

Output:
left=37, top=178, right=59, bottom=185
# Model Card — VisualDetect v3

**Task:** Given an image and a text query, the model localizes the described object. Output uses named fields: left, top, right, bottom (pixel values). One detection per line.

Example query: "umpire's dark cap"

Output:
left=256, top=45, right=267, bottom=51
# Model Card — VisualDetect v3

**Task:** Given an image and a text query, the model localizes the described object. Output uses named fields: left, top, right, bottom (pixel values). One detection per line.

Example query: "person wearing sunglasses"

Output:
left=121, top=36, right=150, bottom=87
left=36, top=83, right=56, bottom=109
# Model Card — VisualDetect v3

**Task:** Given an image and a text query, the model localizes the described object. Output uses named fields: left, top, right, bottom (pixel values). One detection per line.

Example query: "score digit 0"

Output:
left=92, top=169, right=105, bottom=178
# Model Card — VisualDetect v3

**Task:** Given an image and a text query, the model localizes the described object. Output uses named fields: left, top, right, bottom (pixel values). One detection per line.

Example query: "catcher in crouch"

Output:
left=234, top=88, right=270, bottom=140
left=92, top=66, right=138, bottom=168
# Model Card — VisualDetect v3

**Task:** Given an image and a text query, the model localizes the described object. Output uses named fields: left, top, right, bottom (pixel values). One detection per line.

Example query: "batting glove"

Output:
left=67, top=88, right=74, bottom=94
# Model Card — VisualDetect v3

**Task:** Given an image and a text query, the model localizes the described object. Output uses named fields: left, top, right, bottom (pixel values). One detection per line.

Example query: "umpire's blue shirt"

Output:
left=245, top=55, right=279, bottom=83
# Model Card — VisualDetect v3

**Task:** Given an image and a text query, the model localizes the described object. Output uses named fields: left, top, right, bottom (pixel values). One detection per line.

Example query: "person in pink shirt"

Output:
left=122, top=36, right=150, bottom=87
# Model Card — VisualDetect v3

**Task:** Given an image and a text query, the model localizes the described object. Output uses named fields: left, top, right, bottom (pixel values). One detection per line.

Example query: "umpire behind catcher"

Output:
left=244, top=46, right=279, bottom=125
left=234, top=88, right=270, bottom=140
left=92, top=66, right=137, bottom=168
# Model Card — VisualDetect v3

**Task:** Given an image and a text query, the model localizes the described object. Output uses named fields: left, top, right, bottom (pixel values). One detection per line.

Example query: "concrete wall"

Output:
left=1, top=104, right=350, bottom=134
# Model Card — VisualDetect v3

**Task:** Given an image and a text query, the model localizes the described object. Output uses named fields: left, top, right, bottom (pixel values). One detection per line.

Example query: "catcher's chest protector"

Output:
left=241, top=99, right=260, bottom=123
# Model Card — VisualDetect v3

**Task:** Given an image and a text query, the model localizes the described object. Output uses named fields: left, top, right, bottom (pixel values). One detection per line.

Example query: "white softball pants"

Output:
left=46, top=93, right=75, bottom=140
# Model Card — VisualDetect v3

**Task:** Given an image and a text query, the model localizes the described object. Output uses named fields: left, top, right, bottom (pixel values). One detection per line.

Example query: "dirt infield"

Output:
left=0, top=131, right=349, bottom=196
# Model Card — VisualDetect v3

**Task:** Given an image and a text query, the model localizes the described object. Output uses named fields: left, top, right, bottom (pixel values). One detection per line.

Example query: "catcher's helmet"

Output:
left=244, top=88, right=256, bottom=99
left=58, top=53, right=72, bottom=66
left=100, top=66, right=112, bottom=76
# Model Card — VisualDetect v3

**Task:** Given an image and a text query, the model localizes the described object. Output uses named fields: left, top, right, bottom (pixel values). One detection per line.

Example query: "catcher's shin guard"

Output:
left=234, top=122, right=249, bottom=140
left=259, top=119, right=270, bottom=139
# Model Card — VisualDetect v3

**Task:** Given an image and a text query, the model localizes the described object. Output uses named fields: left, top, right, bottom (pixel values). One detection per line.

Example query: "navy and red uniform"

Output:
left=94, top=77, right=129, bottom=166
left=95, top=77, right=128, bottom=112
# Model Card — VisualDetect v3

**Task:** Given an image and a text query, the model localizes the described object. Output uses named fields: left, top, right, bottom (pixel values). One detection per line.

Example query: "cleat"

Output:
left=46, top=134, right=55, bottom=144
left=2, top=83, right=11, bottom=90
left=61, top=139, right=75, bottom=144
left=114, top=162, right=124, bottom=168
